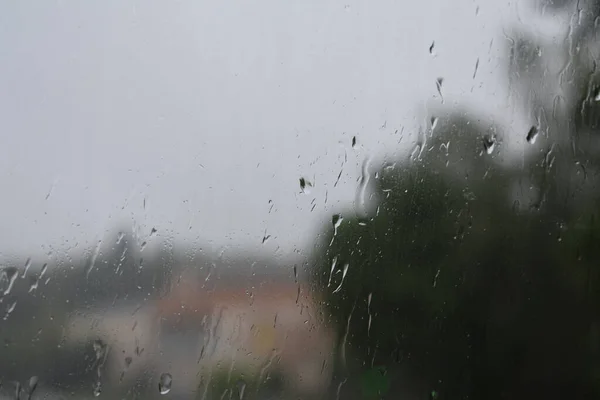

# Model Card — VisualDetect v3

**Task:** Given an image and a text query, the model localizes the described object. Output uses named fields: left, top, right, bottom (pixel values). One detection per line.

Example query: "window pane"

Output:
left=1, top=0, right=599, bottom=399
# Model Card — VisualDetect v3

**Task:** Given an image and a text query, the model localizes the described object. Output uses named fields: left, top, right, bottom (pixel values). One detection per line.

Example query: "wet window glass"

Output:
left=1, top=0, right=599, bottom=399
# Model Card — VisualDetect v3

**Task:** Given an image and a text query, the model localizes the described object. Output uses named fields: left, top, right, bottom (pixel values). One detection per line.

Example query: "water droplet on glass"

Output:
left=431, top=116, right=438, bottom=131
left=332, top=263, right=349, bottom=293
left=526, top=125, right=539, bottom=144
left=332, top=214, right=343, bottom=234
left=463, top=191, right=477, bottom=201
left=28, top=277, right=38, bottom=293
left=433, top=269, right=441, bottom=288
left=352, top=136, right=357, bottom=148
left=237, top=379, right=247, bottom=400
left=15, top=382, right=22, bottom=400
left=429, top=41, right=435, bottom=55
left=28, top=376, right=39, bottom=399
left=355, top=158, right=372, bottom=219
left=93, top=339, right=107, bottom=360
left=327, top=256, right=338, bottom=287
left=93, top=384, right=101, bottom=397
left=1, top=267, right=19, bottom=296
left=436, top=77, right=444, bottom=103
left=262, top=230, right=271, bottom=244
left=483, top=135, right=496, bottom=155
left=150, top=227, right=157, bottom=236
left=594, top=87, right=600, bottom=101
left=159, top=372, right=172, bottom=395
left=4, top=300, right=17, bottom=320
left=39, top=263, right=48, bottom=279
left=21, top=257, right=32, bottom=278
left=367, top=293, right=373, bottom=337
left=299, top=177, right=313, bottom=194
left=116, top=232, right=125, bottom=244
left=86, top=240, right=103, bottom=278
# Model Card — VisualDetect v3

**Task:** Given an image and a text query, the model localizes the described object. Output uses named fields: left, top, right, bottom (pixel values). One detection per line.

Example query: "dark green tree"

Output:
left=312, top=2, right=600, bottom=399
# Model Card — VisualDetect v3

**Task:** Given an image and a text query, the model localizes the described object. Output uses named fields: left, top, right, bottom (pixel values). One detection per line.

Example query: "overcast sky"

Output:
left=0, top=0, right=553, bottom=262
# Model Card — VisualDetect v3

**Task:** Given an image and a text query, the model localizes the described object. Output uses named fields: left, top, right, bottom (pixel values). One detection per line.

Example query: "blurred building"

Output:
left=66, top=258, right=335, bottom=398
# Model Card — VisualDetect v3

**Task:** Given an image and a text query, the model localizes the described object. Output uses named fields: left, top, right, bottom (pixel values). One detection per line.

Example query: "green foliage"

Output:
left=313, top=4, right=600, bottom=395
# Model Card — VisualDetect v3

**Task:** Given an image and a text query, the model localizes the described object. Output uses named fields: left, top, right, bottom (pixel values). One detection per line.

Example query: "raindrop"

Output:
left=355, top=158, right=372, bottom=219
left=327, top=256, right=338, bottom=287
left=526, top=125, right=539, bottom=144
left=436, top=77, right=444, bottom=103
left=15, top=382, right=22, bottom=400
left=439, top=141, right=450, bottom=156
left=367, top=293, right=373, bottom=337
left=594, top=87, right=600, bottom=101
left=93, top=339, right=107, bottom=360
left=86, top=240, right=103, bottom=278
left=120, top=356, right=133, bottom=382
left=28, top=376, right=38, bottom=400
left=293, top=264, right=298, bottom=283
left=299, top=177, right=313, bottom=194
left=3, top=300, right=17, bottom=320
left=21, top=258, right=32, bottom=278
left=340, top=302, right=356, bottom=370
left=410, top=143, right=422, bottom=162
left=352, top=136, right=357, bottom=148
left=262, top=231, right=271, bottom=244
left=332, top=263, right=349, bottom=293
left=159, top=372, right=173, bottom=395
left=92, top=339, right=108, bottom=396
left=483, top=135, right=496, bottom=154
left=237, top=379, right=247, bottom=400
left=433, top=269, right=441, bottom=288
left=1, top=267, right=19, bottom=296
left=45, top=185, right=53, bottom=200
left=39, top=263, right=48, bottom=280
left=331, top=214, right=343, bottom=244
left=429, top=41, right=435, bottom=55
left=150, top=227, right=158, bottom=236
left=473, top=57, right=480, bottom=79
left=430, top=117, right=438, bottom=131
left=268, top=199, right=275, bottom=213
left=336, top=378, right=347, bottom=400
left=463, top=191, right=477, bottom=201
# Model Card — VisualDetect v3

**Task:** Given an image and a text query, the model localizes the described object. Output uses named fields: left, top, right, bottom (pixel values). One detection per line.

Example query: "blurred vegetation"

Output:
left=313, top=1, right=600, bottom=399
left=0, top=227, right=170, bottom=397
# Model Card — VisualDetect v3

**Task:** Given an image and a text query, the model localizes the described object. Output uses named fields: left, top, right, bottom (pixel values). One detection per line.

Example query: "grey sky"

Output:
left=0, top=0, right=533, bottom=260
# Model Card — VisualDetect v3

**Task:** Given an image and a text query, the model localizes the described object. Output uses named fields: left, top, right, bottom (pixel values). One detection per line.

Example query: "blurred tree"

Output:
left=312, top=1, right=600, bottom=399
